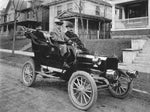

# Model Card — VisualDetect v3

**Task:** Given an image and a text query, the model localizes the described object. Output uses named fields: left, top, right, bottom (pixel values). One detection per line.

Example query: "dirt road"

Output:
left=0, top=63, right=150, bottom=112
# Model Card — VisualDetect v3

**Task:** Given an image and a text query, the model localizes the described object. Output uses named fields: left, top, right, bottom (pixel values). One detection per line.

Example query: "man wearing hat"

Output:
left=65, top=21, right=89, bottom=53
left=50, top=18, right=70, bottom=68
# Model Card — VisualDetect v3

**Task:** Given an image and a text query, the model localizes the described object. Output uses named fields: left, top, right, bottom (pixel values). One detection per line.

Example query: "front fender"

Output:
left=118, top=69, right=138, bottom=79
left=126, top=70, right=138, bottom=79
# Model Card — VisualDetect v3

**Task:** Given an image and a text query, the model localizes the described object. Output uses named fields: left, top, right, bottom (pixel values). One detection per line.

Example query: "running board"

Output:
left=41, top=65, right=65, bottom=73
left=37, top=71, right=60, bottom=79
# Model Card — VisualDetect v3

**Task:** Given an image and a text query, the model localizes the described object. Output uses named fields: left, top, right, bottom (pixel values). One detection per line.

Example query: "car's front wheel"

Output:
left=108, top=70, right=133, bottom=99
left=68, top=71, right=97, bottom=110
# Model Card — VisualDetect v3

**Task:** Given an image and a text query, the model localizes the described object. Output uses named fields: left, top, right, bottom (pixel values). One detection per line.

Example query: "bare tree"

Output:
left=12, top=0, right=24, bottom=55
left=74, top=0, right=85, bottom=37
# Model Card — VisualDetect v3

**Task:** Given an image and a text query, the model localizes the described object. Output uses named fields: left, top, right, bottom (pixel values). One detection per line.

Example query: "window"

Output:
left=4, top=25, right=7, bottom=32
left=125, top=1, right=148, bottom=18
left=67, top=3, right=73, bottom=11
left=96, top=6, right=100, bottom=16
left=27, top=12, right=30, bottom=19
left=57, top=5, right=62, bottom=15
left=4, top=15, right=7, bottom=22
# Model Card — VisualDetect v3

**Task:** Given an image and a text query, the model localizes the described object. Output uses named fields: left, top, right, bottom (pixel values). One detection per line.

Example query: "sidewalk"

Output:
left=0, top=49, right=32, bottom=68
left=0, top=49, right=34, bottom=57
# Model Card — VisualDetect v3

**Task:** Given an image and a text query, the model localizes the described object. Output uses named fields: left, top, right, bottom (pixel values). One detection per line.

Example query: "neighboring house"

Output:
left=0, top=0, right=49, bottom=38
left=0, top=9, right=6, bottom=35
left=18, top=5, right=49, bottom=31
left=46, top=0, right=112, bottom=39
left=0, top=0, right=29, bottom=38
left=18, top=0, right=49, bottom=31
left=111, top=0, right=150, bottom=38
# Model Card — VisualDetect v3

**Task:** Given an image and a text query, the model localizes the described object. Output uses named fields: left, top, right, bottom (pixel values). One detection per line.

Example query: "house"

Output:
left=18, top=3, right=49, bottom=31
left=0, top=9, right=6, bottom=35
left=46, top=0, right=112, bottom=39
left=111, top=0, right=150, bottom=38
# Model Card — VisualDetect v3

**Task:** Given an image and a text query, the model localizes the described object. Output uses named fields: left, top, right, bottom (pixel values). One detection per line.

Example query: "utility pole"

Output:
left=12, top=11, right=17, bottom=55
left=12, top=0, right=24, bottom=55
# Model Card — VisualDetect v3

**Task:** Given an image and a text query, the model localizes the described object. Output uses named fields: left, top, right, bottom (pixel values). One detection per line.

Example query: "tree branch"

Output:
left=16, top=0, right=20, bottom=10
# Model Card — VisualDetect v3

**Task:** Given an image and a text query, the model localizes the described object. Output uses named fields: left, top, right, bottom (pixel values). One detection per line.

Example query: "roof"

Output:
left=86, top=0, right=111, bottom=7
left=111, top=0, right=145, bottom=5
left=5, top=0, right=28, bottom=13
left=45, top=0, right=111, bottom=7
left=57, top=11, right=111, bottom=22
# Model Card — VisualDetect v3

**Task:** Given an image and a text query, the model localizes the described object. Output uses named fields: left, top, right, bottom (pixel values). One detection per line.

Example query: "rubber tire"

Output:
left=68, top=71, right=97, bottom=110
left=108, top=71, right=133, bottom=99
left=22, top=59, right=36, bottom=87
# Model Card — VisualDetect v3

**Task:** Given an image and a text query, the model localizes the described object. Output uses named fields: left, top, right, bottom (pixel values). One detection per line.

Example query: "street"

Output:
left=0, top=63, right=150, bottom=112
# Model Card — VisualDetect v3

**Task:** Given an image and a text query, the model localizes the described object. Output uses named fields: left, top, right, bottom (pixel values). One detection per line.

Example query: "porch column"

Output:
left=148, top=0, right=150, bottom=27
left=122, top=7, right=125, bottom=19
left=112, top=4, right=116, bottom=31
left=86, top=19, right=89, bottom=39
left=1, top=26, right=3, bottom=34
left=6, top=25, right=9, bottom=34
left=98, top=22, right=101, bottom=39
left=75, top=17, right=78, bottom=35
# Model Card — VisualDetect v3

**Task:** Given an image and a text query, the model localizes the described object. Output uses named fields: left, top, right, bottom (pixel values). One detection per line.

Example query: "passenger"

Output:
left=65, top=21, right=89, bottom=54
left=31, top=23, right=48, bottom=64
left=50, top=18, right=70, bottom=68
left=33, top=23, right=46, bottom=42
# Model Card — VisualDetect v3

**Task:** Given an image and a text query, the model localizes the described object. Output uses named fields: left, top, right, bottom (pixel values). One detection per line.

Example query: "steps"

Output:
left=119, top=39, right=150, bottom=73
left=132, top=39, right=150, bottom=70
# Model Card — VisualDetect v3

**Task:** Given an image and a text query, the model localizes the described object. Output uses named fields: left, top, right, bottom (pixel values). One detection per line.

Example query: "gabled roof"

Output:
left=86, top=0, right=111, bottom=7
left=57, top=10, right=111, bottom=22
left=5, top=0, right=28, bottom=13
left=45, top=0, right=111, bottom=7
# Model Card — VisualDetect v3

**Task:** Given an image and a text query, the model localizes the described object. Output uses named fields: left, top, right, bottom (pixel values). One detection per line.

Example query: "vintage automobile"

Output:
left=22, top=28, right=138, bottom=110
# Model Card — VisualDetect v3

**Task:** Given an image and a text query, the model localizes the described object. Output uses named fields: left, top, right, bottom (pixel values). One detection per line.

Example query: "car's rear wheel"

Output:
left=22, top=59, right=36, bottom=87
left=68, top=71, right=97, bottom=110
left=108, top=70, right=133, bottom=99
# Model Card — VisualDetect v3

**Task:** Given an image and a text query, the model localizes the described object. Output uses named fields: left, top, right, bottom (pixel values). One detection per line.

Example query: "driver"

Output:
left=50, top=18, right=70, bottom=68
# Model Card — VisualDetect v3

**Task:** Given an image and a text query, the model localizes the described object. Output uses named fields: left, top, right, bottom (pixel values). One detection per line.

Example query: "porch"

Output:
left=115, top=17, right=149, bottom=29
left=112, top=0, right=150, bottom=30
left=57, top=11, right=111, bottom=39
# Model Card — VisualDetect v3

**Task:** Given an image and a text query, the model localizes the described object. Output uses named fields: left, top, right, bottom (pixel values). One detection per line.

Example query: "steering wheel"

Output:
left=66, top=37, right=79, bottom=45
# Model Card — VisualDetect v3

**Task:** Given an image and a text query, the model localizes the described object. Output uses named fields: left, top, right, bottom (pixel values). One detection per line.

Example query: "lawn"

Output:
left=0, top=35, right=131, bottom=62
left=86, top=38, right=131, bottom=61
left=0, top=37, right=31, bottom=50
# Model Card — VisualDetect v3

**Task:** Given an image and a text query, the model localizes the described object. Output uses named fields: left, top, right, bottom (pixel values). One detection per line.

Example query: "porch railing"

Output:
left=115, top=17, right=149, bottom=29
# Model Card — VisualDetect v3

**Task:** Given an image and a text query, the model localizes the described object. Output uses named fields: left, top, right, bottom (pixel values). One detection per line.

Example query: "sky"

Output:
left=0, top=0, right=9, bottom=10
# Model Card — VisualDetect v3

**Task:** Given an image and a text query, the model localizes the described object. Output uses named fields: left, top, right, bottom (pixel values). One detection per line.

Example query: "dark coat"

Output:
left=65, top=30, right=89, bottom=53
